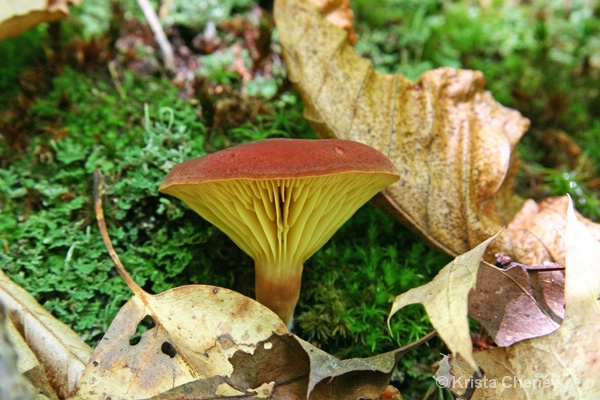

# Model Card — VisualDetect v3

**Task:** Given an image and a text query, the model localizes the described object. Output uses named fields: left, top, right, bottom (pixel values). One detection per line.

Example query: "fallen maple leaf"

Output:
left=388, top=232, right=501, bottom=371
left=274, top=0, right=600, bottom=266
left=445, top=199, right=600, bottom=398
left=0, top=268, right=91, bottom=399
left=0, top=0, right=79, bottom=41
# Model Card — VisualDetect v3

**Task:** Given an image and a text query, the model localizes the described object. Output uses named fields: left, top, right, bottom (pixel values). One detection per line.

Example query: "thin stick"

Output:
left=136, top=0, right=176, bottom=72
left=93, top=171, right=147, bottom=299
left=394, top=330, right=438, bottom=358
left=108, top=60, right=126, bottom=99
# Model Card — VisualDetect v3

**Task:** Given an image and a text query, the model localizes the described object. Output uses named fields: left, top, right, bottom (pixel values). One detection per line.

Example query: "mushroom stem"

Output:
left=254, top=263, right=302, bottom=328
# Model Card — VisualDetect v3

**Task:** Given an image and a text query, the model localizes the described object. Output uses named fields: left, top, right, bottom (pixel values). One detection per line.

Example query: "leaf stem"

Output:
left=93, top=170, right=147, bottom=299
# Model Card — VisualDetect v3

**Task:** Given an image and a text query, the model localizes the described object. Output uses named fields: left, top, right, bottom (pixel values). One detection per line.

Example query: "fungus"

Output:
left=159, top=139, right=399, bottom=326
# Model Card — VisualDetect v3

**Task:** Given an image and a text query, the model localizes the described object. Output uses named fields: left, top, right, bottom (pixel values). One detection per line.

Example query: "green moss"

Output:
left=161, top=0, right=254, bottom=30
left=296, top=205, right=450, bottom=358
left=0, top=27, right=48, bottom=105
left=0, top=68, right=240, bottom=344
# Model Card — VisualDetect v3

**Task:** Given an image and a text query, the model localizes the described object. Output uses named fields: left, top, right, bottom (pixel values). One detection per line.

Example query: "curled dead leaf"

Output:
left=275, top=0, right=528, bottom=260
left=274, top=0, right=600, bottom=266
left=0, top=308, right=38, bottom=400
left=0, top=268, right=91, bottom=399
left=0, top=0, right=80, bottom=41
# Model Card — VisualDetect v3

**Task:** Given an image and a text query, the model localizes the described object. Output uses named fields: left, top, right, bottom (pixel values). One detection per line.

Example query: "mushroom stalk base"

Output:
left=254, top=266, right=302, bottom=328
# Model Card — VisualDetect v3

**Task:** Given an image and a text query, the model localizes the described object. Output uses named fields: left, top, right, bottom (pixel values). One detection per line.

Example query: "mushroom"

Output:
left=159, top=138, right=399, bottom=327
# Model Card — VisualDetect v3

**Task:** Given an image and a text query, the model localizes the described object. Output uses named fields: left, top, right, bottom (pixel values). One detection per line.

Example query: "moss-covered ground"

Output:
left=1, top=1, right=599, bottom=398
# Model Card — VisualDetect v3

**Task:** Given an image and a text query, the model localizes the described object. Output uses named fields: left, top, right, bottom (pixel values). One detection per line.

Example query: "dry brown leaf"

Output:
left=445, top=199, right=600, bottom=398
left=469, top=261, right=565, bottom=346
left=0, top=0, right=79, bottom=41
left=4, top=315, right=59, bottom=399
left=275, top=0, right=527, bottom=259
left=388, top=232, right=500, bottom=371
left=274, top=0, right=600, bottom=265
left=74, top=285, right=288, bottom=399
left=151, top=332, right=308, bottom=399
left=0, top=268, right=91, bottom=399
left=149, top=329, right=434, bottom=399
left=305, top=0, right=357, bottom=44
left=0, top=308, right=38, bottom=400
left=502, top=196, right=600, bottom=265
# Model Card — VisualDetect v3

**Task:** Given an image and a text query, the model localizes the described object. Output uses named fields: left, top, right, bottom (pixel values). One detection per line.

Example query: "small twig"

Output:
left=136, top=0, right=176, bottom=72
left=394, top=330, right=437, bottom=356
left=108, top=60, right=126, bottom=99
left=463, top=368, right=485, bottom=400
left=93, top=171, right=146, bottom=299
left=495, top=253, right=565, bottom=272
left=520, top=263, right=565, bottom=272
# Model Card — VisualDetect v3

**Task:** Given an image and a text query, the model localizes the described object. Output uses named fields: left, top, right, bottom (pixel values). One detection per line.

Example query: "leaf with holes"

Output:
left=152, top=331, right=435, bottom=400
left=74, top=285, right=288, bottom=399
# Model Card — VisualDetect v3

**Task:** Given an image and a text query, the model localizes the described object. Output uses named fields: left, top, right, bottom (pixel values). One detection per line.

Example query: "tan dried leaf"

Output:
left=305, top=0, right=356, bottom=44
left=502, top=196, right=600, bottom=265
left=0, top=0, right=79, bottom=41
left=0, top=268, right=91, bottom=398
left=4, top=315, right=59, bottom=399
left=447, top=199, right=600, bottom=398
left=275, top=0, right=527, bottom=258
left=388, top=232, right=500, bottom=371
left=274, top=0, right=600, bottom=265
left=0, top=308, right=38, bottom=400
left=74, top=285, right=288, bottom=399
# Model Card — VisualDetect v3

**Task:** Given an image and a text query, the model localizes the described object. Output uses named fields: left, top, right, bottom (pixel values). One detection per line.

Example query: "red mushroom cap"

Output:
left=159, top=138, right=399, bottom=186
